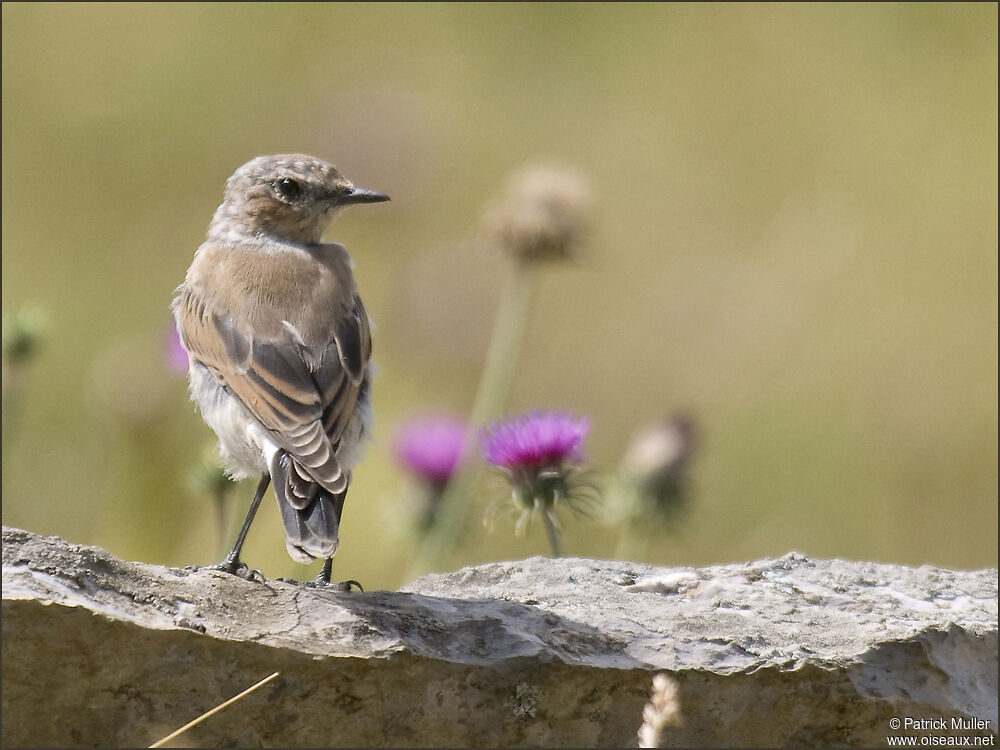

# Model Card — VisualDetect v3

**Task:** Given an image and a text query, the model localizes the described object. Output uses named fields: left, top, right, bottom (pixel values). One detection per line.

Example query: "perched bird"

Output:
left=172, top=154, right=388, bottom=586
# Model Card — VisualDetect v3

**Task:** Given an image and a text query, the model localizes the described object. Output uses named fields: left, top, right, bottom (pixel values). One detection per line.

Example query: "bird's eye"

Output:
left=275, top=178, right=304, bottom=201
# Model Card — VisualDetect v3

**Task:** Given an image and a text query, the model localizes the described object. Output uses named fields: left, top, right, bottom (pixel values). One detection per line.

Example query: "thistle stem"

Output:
left=472, top=262, right=537, bottom=426
left=1, top=365, right=25, bottom=473
left=408, top=263, right=537, bottom=579
left=541, top=510, right=563, bottom=557
left=614, top=524, right=649, bottom=561
left=214, top=486, right=228, bottom=560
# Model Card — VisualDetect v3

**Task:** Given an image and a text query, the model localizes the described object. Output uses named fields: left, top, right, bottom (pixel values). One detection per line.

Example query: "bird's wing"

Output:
left=176, top=286, right=370, bottom=496
left=316, top=294, right=371, bottom=444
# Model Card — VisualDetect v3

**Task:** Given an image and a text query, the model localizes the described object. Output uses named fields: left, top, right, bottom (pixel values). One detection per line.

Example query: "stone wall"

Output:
left=2, top=526, right=996, bottom=747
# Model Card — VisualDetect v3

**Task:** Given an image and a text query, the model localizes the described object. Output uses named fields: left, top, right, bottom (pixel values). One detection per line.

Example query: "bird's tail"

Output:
left=269, top=450, right=346, bottom=564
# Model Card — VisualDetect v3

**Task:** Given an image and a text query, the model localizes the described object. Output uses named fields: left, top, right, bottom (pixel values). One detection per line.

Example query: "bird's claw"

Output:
left=188, top=559, right=266, bottom=583
left=277, top=576, right=363, bottom=592
left=323, top=578, right=363, bottom=592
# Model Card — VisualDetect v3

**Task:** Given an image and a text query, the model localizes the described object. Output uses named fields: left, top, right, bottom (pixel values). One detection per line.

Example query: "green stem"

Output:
left=407, top=263, right=537, bottom=580
left=541, top=510, right=563, bottom=558
left=214, top=486, right=228, bottom=560
left=1, top=371, right=23, bottom=474
left=472, top=263, right=537, bottom=426
left=614, top=523, right=649, bottom=562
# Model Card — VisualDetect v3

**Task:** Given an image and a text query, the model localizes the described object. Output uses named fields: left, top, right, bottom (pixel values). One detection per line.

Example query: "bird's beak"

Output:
left=335, top=186, right=391, bottom=205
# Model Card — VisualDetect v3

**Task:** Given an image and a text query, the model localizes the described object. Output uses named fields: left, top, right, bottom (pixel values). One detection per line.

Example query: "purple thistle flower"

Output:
left=164, top=323, right=189, bottom=375
left=481, top=410, right=589, bottom=470
left=394, top=414, right=468, bottom=487
left=480, top=410, right=595, bottom=557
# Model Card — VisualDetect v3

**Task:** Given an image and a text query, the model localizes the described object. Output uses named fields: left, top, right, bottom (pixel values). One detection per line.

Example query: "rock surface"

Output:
left=2, top=525, right=997, bottom=748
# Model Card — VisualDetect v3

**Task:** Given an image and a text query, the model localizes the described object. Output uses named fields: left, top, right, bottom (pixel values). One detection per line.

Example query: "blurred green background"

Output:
left=2, top=3, right=996, bottom=590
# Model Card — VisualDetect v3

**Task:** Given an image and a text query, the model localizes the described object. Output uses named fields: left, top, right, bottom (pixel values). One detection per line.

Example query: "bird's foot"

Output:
left=314, top=576, right=363, bottom=592
left=315, top=557, right=361, bottom=591
left=186, top=558, right=265, bottom=582
left=275, top=575, right=362, bottom=591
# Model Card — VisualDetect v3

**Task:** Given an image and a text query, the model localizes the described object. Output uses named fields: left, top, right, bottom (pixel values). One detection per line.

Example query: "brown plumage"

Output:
left=172, top=154, right=387, bottom=573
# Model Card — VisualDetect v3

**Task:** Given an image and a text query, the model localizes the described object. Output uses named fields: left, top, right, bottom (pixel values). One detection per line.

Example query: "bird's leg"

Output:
left=206, top=473, right=270, bottom=580
left=312, top=557, right=362, bottom=591
left=315, top=557, right=333, bottom=583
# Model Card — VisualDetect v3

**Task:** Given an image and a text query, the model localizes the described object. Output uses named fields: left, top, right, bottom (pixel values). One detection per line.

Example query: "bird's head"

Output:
left=214, top=154, right=389, bottom=244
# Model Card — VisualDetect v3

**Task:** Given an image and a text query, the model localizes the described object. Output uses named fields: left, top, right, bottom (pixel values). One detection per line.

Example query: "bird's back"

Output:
left=176, top=240, right=373, bottom=562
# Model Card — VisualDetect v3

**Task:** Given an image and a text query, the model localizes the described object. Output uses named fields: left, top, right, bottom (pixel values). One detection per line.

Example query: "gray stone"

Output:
left=2, top=526, right=996, bottom=748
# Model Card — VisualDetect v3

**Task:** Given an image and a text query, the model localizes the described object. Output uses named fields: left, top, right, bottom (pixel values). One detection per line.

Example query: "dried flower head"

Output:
left=637, top=673, right=682, bottom=748
left=621, top=413, right=696, bottom=524
left=164, top=323, right=190, bottom=375
left=394, top=414, right=468, bottom=489
left=481, top=410, right=595, bottom=555
left=481, top=164, right=593, bottom=264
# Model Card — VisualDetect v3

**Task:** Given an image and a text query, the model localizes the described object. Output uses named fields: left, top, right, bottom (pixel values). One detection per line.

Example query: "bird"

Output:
left=171, top=154, right=388, bottom=587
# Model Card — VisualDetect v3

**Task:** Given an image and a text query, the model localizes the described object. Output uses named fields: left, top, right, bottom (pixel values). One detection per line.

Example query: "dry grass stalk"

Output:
left=637, top=672, right=681, bottom=748
left=148, top=671, right=280, bottom=748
